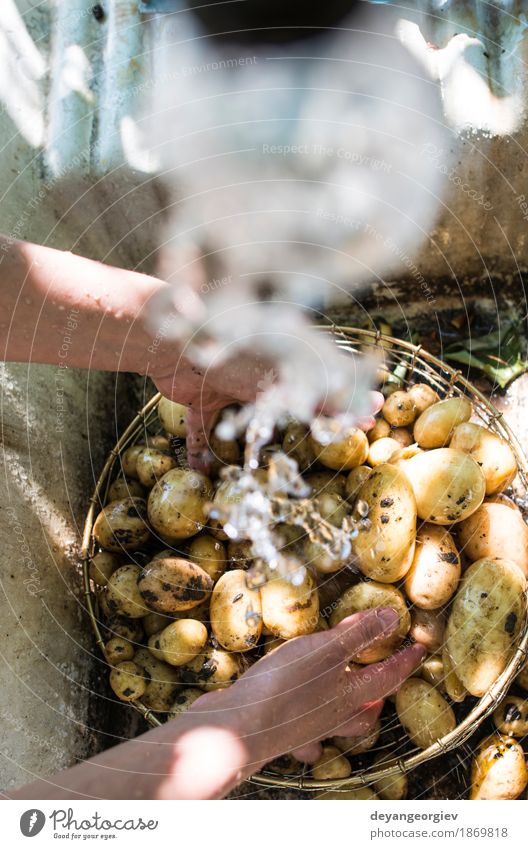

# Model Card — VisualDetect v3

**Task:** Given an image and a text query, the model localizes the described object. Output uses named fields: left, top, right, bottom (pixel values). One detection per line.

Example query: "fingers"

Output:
left=186, top=406, right=219, bottom=472
left=333, top=699, right=384, bottom=737
left=357, top=391, right=384, bottom=431
left=322, top=608, right=401, bottom=668
left=291, top=741, right=323, bottom=764
left=346, top=643, right=426, bottom=704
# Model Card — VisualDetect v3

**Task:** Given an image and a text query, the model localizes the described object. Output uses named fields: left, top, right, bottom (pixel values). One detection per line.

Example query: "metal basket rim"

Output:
left=81, top=325, right=528, bottom=793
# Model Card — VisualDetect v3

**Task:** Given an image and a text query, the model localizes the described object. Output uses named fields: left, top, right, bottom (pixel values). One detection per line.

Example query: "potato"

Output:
left=146, top=434, right=171, bottom=451
left=89, top=551, right=120, bottom=587
left=450, top=422, right=517, bottom=495
left=181, top=645, right=243, bottom=690
left=413, top=397, right=472, bottom=449
left=93, top=497, right=150, bottom=552
left=305, top=471, right=347, bottom=498
left=352, top=463, right=417, bottom=583
left=105, top=637, right=135, bottom=665
left=104, top=614, right=144, bottom=644
left=147, top=469, right=213, bottom=541
left=136, top=448, right=177, bottom=489
left=187, top=534, right=226, bottom=582
left=445, top=557, right=526, bottom=696
left=157, top=619, right=208, bottom=666
left=138, top=557, right=213, bottom=614
left=147, top=632, right=166, bottom=662
left=260, top=570, right=319, bottom=639
left=106, top=564, right=148, bottom=619
left=391, top=427, right=413, bottom=448
left=372, top=755, right=408, bottom=800
left=107, top=477, right=145, bottom=502
left=303, top=539, right=347, bottom=574
left=419, top=655, right=446, bottom=692
left=315, top=787, right=379, bottom=800
left=408, top=383, right=440, bottom=414
left=442, top=647, right=468, bottom=702
left=314, top=492, right=348, bottom=528
left=120, top=445, right=145, bottom=480
left=282, top=422, right=316, bottom=471
left=333, top=720, right=381, bottom=756
left=109, top=661, right=146, bottom=702
left=367, top=418, right=391, bottom=444
left=158, top=397, right=187, bottom=437
left=402, top=448, right=485, bottom=524
left=329, top=581, right=410, bottom=663
left=367, top=437, right=401, bottom=467
left=396, top=679, right=456, bottom=749
left=310, top=424, right=369, bottom=471
left=470, top=734, right=528, bottom=800
left=382, top=391, right=416, bottom=427
left=493, top=695, right=528, bottom=737
left=208, top=434, right=240, bottom=475
left=208, top=479, right=244, bottom=540
left=409, top=607, right=446, bottom=654
left=345, top=465, right=371, bottom=501
left=404, top=524, right=461, bottom=609
left=210, top=569, right=262, bottom=651
left=143, top=611, right=175, bottom=637
left=311, top=745, right=351, bottom=780
left=134, top=647, right=180, bottom=712
left=457, top=501, right=528, bottom=577
left=227, top=538, right=254, bottom=569
left=168, top=687, right=203, bottom=719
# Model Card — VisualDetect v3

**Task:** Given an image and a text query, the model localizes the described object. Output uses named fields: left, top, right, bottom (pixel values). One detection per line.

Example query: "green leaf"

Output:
left=444, top=322, right=527, bottom=389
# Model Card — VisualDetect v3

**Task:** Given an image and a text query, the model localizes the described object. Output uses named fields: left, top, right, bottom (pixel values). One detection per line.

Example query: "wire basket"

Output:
left=81, top=325, right=528, bottom=793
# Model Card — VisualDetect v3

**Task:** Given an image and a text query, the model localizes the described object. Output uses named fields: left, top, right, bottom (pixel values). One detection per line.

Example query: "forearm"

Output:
left=0, top=237, right=171, bottom=375
left=7, top=695, right=268, bottom=801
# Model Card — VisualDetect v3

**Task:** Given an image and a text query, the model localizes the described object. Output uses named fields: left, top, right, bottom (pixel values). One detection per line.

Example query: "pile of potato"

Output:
left=89, top=382, right=528, bottom=800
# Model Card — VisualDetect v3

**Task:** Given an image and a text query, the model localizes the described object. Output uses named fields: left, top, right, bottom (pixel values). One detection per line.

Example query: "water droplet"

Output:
left=357, top=500, right=369, bottom=518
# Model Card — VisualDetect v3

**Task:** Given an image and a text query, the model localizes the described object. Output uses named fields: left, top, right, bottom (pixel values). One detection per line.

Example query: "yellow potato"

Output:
left=457, top=501, right=528, bottom=577
left=368, top=418, right=391, bottom=443
left=93, top=497, right=150, bottom=552
left=208, top=479, right=244, bottom=540
left=168, top=688, right=203, bottom=719
left=305, top=471, right=347, bottom=498
left=404, top=524, right=461, bottom=609
left=419, top=655, right=446, bottom=692
left=120, top=445, right=145, bottom=480
left=207, top=434, right=241, bottom=475
left=329, top=581, right=410, bottom=663
left=136, top=448, right=177, bottom=489
left=345, top=465, right=372, bottom=501
left=158, top=619, right=208, bottom=666
left=260, top=570, right=319, bottom=639
left=227, top=538, right=254, bottom=569
left=89, top=551, right=120, bottom=587
left=333, top=721, right=380, bottom=756
left=409, top=607, right=446, bottom=654
left=382, top=391, right=416, bottom=427
left=106, top=564, right=148, bottom=619
left=147, top=632, right=166, bottom=662
left=182, top=645, right=244, bottom=690
left=310, top=424, right=369, bottom=471
left=187, top=534, right=226, bottom=582
left=353, top=463, right=417, bottom=583
left=105, top=637, right=135, bottom=665
left=413, top=396, right=472, bottom=448
left=107, top=477, right=145, bottom=502
left=143, top=611, right=175, bottom=637
left=104, top=614, right=144, bottom=644
left=109, top=661, right=146, bottom=702
left=147, top=469, right=213, bottom=541
left=314, top=492, right=348, bottom=528
left=138, top=557, right=213, bottom=613
left=396, top=678, right=456, bottom=749
left=450, top=422, right=517, bottom=495
left=442, top=647, right=468, bottom=702
left=407, top=383, right=440, bottom=414
left=158, top=397, right=187, bottom=437
left=134, top=647, right=180, bottom=711
left=210, top=569, right=263, bottom=651
left=493, top=695, right=528, bottom=738
left=311, top=746, right=351, bottom=780
left=367, top=437, right=401, bottom=467
left=402, top=448, right=485, bottom=524
left=371, top=755, right=408, bottom=800
left=445, top=557, right=526, bottom=696
left=303, top=539, right=348, bottom=574
left=282, top=422, right=316, bottom=471
left=470, top=734, right=528, bottom=800
left=391, top=427, right=413, bottom=448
